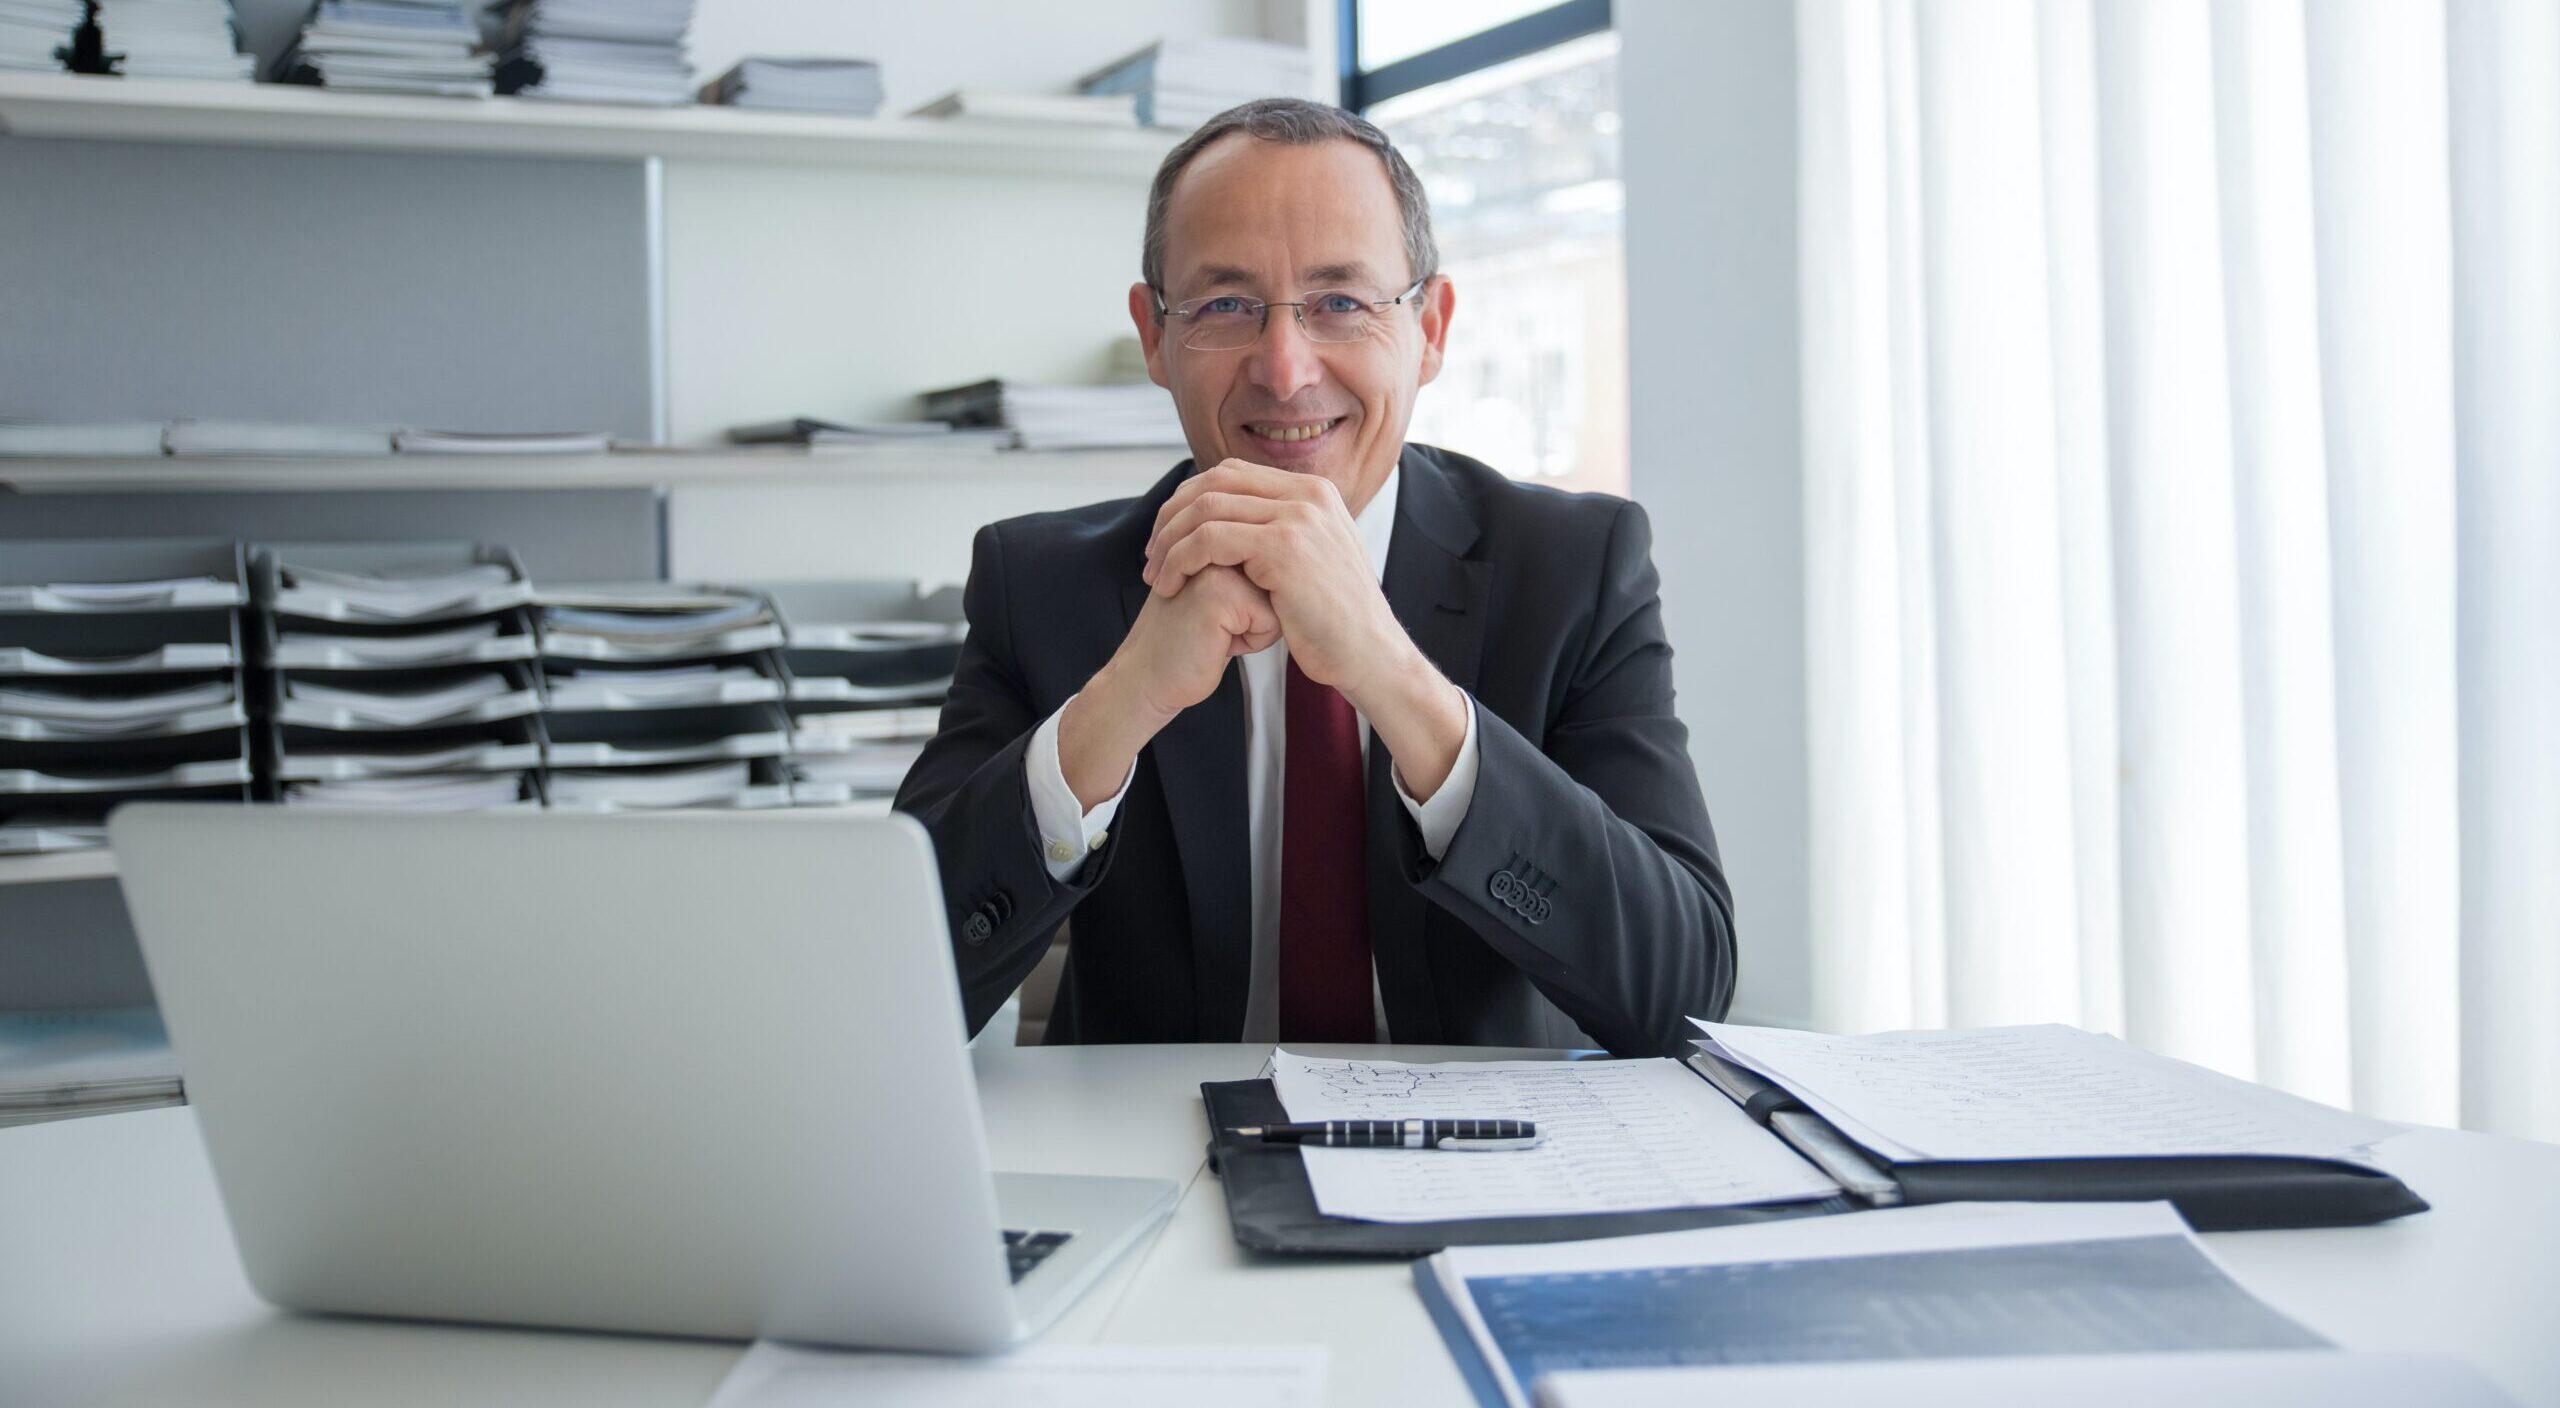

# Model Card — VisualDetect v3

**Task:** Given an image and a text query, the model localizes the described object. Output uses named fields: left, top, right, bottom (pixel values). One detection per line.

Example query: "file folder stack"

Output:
left=754, top=581, right=962, bottom=806
left=700, top=56, right=883, bottom=115
left=1, top=540, right=255, bottom=855
left=0, top=0, right=80, bottom=72
left=490, top=0, right=698, bottom=107
left=272, top=0, right=493, bottom=97
left=97, top=0, right=255, bottom=80
left=1076, top=36, right=1314, bottom=131
left=919, top=378, right=1187, bottom=451
left=252, top=543, right=545, bottom=812
left=536, top=584, right=792, bottom=810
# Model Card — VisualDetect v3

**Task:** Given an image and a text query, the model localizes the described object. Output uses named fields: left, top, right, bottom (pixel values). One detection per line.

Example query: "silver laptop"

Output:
left=107, top=805, right=1176, bottom=1353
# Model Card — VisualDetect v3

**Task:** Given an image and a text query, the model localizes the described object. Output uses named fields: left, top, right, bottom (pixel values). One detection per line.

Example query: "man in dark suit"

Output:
left=895, top=98, right=1733, bottom=1057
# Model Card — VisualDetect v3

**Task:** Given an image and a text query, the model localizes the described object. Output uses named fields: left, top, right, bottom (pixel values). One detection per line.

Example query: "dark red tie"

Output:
left=1278, top=655, right=1373, bottom=1042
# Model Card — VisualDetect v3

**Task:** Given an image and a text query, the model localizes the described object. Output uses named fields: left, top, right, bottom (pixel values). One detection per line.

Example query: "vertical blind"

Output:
left=1793, top=0, right=2557, bottom=1137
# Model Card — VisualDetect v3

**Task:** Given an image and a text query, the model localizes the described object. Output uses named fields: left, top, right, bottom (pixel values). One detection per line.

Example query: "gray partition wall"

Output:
left=0, top=138, right=655, bottom=439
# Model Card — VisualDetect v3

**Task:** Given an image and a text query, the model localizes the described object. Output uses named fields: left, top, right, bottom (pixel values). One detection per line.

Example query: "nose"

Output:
left=1244, top=305, right=1326, bottom=403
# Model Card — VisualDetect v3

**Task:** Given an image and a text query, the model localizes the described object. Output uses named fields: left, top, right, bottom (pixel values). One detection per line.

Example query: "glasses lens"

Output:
left=1179, top=296, right=1263, bottom=351
left=1301, top=292, right=1378, bottom=344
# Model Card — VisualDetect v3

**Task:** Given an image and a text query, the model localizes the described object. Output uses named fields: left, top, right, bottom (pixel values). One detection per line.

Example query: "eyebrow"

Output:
left=1177, top=261, right=1383, bottom=297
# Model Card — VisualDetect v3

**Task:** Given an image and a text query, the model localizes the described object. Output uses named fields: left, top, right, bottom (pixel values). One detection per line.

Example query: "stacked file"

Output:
left=254, top=544, right=544, bottom=811
left=491, top=0, right=697, bottom=107
left=0, top=0, right=80, bottom=72
left=909, top=90, right=1135, bottom=127
left=757, top=581, right=961, bottom=806
left=1, top=540, right=254, bottom=855
left=537, top=584, right=791, bottom=810
left=920, top=378, right=1186, bottom=451
left=1077, top=36, right=1313, bottom=130
left=0, top=1008, right=183, bottom=1127
left=700, top=56, right=881, bottom=115
left=275, top=0, right=492, bottom=97
left=98, top=0, right=254, bottom=80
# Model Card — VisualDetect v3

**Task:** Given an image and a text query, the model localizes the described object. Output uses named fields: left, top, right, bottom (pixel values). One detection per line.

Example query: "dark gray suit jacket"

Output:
left=892, top=444, right=1735, bottom=1057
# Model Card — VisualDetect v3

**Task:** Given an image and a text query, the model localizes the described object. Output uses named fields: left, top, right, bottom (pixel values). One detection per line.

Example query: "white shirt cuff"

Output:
left=1026, top=695, right=1132, bottom=882
left=1393, top=692, right=1479, bottom=862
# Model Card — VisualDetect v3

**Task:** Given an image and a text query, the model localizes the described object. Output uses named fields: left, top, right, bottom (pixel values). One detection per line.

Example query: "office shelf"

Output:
left=0, top=446, right=1179, bottom=494
left=0, top=71, right=1181, bottom=175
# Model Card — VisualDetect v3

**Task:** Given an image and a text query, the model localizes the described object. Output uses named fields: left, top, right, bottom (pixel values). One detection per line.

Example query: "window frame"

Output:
left=1339, top=0, right=1615, bottom=112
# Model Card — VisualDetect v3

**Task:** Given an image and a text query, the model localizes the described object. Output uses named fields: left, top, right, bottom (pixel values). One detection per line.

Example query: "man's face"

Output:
left=1130, top=135, right=1453, bottom=515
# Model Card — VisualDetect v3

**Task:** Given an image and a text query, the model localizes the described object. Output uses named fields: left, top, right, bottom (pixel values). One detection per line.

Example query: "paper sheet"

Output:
left=702, top=1342, right=1326, bottom=1408
left=1268, top=1051, right=1840, bottom=1223
left=1695, top=1022, right=2402, bottom=1162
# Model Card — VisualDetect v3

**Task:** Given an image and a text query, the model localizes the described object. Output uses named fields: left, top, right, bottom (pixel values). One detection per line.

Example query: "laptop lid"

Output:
left=108, top=805, right=1021, bottom=1351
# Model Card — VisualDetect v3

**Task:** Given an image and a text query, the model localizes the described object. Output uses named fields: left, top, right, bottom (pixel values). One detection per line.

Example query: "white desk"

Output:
left=4, top=1042, right=2556, bottom=1407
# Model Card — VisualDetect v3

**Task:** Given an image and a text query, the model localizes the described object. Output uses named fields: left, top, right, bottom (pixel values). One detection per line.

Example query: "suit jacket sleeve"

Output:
left=893, top=521, right=1116, bottom=1038
left=1397, top=500, right=1737, bottom=1056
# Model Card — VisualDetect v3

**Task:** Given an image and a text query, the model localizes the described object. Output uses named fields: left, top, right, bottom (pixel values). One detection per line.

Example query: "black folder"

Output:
left=1202, top=1068, right=2427, bottom=1257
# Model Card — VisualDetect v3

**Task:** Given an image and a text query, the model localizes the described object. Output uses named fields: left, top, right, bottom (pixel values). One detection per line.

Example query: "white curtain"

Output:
left=1795, top=0, right=2558, bottom=1138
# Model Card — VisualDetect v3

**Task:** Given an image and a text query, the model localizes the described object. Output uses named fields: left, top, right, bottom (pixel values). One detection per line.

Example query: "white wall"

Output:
left=1618, top=1, right=1810, bottom=1027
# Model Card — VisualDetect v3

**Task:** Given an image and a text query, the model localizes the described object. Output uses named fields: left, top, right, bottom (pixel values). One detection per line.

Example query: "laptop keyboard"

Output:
left=1002, top=1228, right=1073, bottom=1283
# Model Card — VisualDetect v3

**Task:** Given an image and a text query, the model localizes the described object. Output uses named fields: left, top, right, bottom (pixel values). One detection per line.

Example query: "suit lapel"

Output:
left=1367, top=448, right=1489, bottom=1045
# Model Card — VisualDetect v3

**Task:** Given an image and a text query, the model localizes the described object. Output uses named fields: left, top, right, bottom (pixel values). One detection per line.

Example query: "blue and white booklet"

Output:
left=1415, top=1202, right=2345, bottom=1408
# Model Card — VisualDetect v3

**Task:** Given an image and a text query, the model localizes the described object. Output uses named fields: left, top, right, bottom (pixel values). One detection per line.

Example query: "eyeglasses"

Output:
left=1156, top=278, right=1430, bottom=352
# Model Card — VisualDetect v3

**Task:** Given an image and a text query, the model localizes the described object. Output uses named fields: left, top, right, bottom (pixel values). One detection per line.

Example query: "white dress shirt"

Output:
left=1021, top=466, right=1482, bottom=1042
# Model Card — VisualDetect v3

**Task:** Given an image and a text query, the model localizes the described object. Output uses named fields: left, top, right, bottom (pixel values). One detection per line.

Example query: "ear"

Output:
left=1414, top=275, right=1456, bottom=388
left=1129, top=282, right=1172, bottom=389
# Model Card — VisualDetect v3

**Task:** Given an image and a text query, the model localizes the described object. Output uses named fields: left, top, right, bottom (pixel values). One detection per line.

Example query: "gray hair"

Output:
left=1141, top=97, right=1439, bottom=305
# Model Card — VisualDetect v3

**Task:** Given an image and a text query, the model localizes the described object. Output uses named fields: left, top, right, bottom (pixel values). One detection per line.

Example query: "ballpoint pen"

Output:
left=1228, top=1118, right=1543, bottom=1151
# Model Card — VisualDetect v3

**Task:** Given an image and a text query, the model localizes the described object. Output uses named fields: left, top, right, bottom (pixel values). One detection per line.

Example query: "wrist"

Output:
left=1058, top=659, right=1173, bottom=811
left=1351, top=644, right=1468, bottom=796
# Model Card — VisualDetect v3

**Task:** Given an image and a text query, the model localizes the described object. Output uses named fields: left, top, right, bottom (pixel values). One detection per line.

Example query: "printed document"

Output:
left=1693, top=1021, right=2402, bottom=1162
left=1531, top=1352, right=2519, bottom=1408
left=1270, top=1050, right=1839, bottom=1223
left=702, top=1342, right=1326, bottom=1408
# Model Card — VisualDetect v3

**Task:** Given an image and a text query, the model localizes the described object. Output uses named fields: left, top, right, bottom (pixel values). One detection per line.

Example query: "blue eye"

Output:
left=1197, top=296, right=1254, bottom=317
left=1315, top=294, right=1366, bottom=315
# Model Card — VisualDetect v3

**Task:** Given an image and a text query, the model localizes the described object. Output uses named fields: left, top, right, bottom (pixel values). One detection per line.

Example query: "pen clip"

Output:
left=1434, top=1134, right=1546, bottom=1152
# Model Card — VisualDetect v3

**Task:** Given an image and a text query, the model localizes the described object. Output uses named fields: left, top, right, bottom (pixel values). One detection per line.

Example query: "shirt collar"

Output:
left=1354, top=465, right=1400, bottom=585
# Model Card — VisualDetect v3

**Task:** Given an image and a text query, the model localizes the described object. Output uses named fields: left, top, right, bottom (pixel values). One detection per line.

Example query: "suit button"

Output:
left=962, top=913, right=993, bottom=945
left=1490, top=869, right=1519, bottom=903
left=989, top=891, right=1013, bottom=922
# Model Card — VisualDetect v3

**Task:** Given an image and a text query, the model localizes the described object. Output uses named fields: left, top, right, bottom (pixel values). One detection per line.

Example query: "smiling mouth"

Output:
left=1244, top=417, right=1344, bottom=444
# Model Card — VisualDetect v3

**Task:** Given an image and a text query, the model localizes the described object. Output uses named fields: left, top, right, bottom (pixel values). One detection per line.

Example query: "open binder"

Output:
left=1203, top=1037, right=2427, bottom=1256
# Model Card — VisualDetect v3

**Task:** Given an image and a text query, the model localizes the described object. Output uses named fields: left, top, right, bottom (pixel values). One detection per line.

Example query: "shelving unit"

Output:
left=0, top=445, right=1181, bottom=494
left=0, top=71, right=1181, bottom=174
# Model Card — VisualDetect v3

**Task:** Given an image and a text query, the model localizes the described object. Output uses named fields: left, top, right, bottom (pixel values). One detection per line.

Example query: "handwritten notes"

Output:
left=1694, top=1022, right=2403, bottom=1163
left=1269, top=1051, right=1841, bottom=1223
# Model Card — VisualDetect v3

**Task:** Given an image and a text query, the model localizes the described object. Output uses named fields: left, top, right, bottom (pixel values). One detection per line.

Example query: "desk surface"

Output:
left=4, top=1042, right=2556, bottom=1408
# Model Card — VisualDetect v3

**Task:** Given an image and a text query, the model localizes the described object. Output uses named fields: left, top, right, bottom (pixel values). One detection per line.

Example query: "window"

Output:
left=1349, top=2, right=1625, bottom=496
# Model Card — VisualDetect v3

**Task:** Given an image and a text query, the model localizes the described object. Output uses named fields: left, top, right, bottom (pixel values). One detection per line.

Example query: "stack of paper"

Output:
left=281, top=671, right=526, bottom=728
left=392, top=428, right=613, bottom=454
left=0, top=574, right=240, bottom=613
left=98, top=0, right=253, bottom=80
left=917, top=381, right=1185, bottom=451
left=284, top=771, right=529, bottom=810
left=272, top=618, right=525, bottom=670
left=0, top=678, right=240, bottom=739
left=791, top=704, right=941, bottom=744
left=539, top=587, right=779, bottom=659
left=0, top=812, right=110, bottom=854
left=548, top=759, right=750, bottom=809
left=909, top=90, right=1136, bottom=127
left=0, top=418, right=167, bottom=456
left=491, top=0, right=697, bottom=106
left=701, top=56, right=882, bottom=115
left=164, top=420, right=395, bottom=457
left=0, top=1008, right=183, bottom=1127
left=788, top=739, right=924, bottom=796
left=1691, top=1022, right=2403, bottom=1163
left=1077, top=36, right=1313, bottom=130
left=544, top=662, right=775, bottom=711
left=274, top=559, right=523, bottom=622
left=275, top=0, right=491, bottom=96
left=0, top=0, right=79, bottom=72
left=726, top=417, right=1009, bottom=448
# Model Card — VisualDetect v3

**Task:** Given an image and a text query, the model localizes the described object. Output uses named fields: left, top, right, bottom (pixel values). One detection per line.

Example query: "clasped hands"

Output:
left=1056, top=459, right=1468, bottom=811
